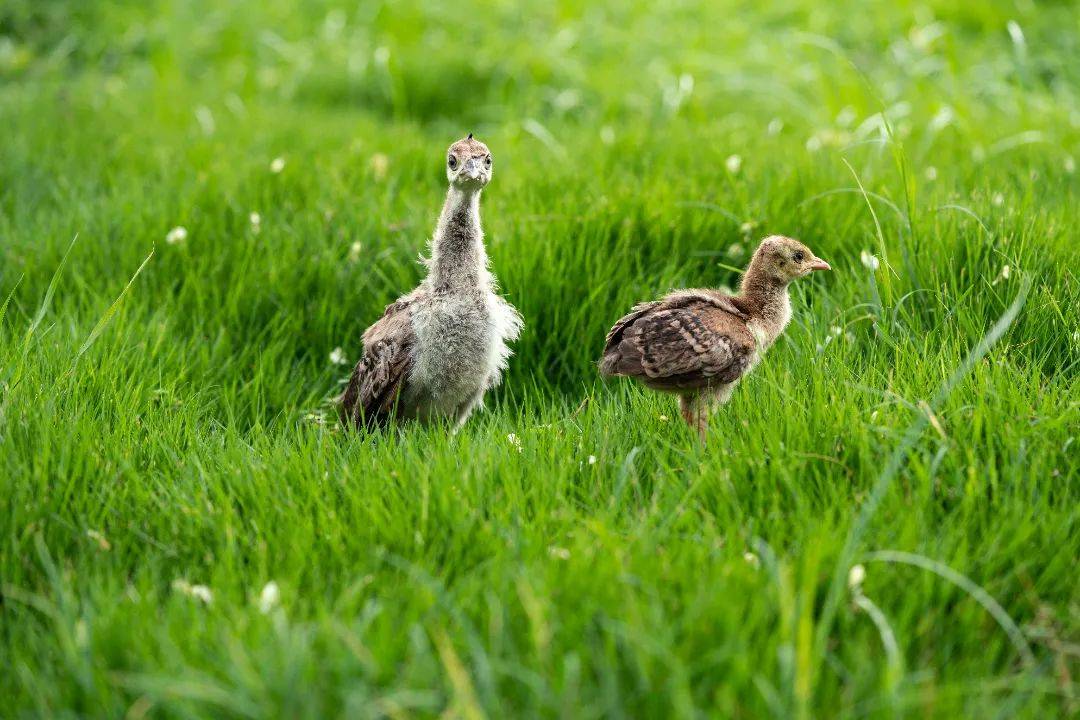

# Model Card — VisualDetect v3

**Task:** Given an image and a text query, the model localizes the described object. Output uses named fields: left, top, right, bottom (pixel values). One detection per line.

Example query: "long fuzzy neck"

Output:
left=428, top=186, right=488, bottom=292
left=739, top=254, right=792, bottom=341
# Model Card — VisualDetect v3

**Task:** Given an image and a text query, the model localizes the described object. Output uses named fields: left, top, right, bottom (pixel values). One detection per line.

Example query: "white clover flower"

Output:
left=173, top=579, right=213, bottom=604
left=767, top=118, right=784, bottom=136
left=924, top=166, right=938, bottom=181
left=507, top=433, right=522, bottom=452
left=992, top=193, right=1005, bottom=207
left=258, top=581, right=280, bottom=614
left=1000, top=265, right=1010, bottom=279
left=548, top=546, right=571, bottom=560
left=743, top=552, right=760, bottom=568
left=270, top=157, right=286, bottom=173
left=587, top=455, right=597, bottom=465
left=329, top=347, right=347, bottom=365
left=860, top=250, right=880, bottom=271
left=725, top=154, right=742, bottom=174
left=848, top=564, right=866, bottom=590
left=348, top=241, right=363, bottom=263
left=1064, top=156, right=1075, bottom=174
left=165, top=226, right=188, bottom=245
left=249, top=212, right=261, bottom=233
left=370, top=153, right=389, bottom=180
left=658, top=414, right=669, bottom=422
left=805, top=135, right=822, bottom=152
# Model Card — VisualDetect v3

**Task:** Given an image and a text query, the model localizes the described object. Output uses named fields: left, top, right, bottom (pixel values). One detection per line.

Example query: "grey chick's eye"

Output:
left=448, top=155, right=458, bottom=169
left=793, top=251, right=805, bottom=262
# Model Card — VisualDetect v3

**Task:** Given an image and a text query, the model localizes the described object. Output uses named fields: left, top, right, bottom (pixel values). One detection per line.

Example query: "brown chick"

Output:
left=599, top=235, right=830, bottom=441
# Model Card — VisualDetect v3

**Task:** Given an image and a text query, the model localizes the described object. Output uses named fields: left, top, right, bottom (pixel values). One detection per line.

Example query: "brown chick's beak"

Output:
left=809, top=258, right=831, bottom=272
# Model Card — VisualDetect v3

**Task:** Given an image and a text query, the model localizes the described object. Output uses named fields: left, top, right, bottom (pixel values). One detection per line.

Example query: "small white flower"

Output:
left=507, top=433, right=522, bottom=452
left=848, top=564, right=866, bottom=590
left=373, top=46, right=390, bottom=65
left=1000, top=265, right=1010, bottom=279
left=600, top=126, right=615, bottom=145
left=173, top=579, right=213, bottom=604
left=658, top=414, right=669, bottom=422
left=548, top=546, right=571, bottom=560
left=165, top=226, right=188, bottom=245
left=860, top=250, right=880, bottom=271
left=587, top=455, right=597, bottom=465
left=805, top=135, right=822, bottom=152
left=1064, top=155, right=1075, bottom=174
left=728, top=241, right=746, bottom=258
left=743, top=552, right=760, bottom=568
left=348, top=241, right=363, bottom=263
left=924, top=166, right=938, bottom=181
left=270, top=157, right=286, bottom=173
left=767, top=118, right=783, bottom=136
left=329, top=347, right=348, bottom=365
left=258, top=581, right=280, bottom=614
left=370, top=153, right=389, bottom=180
left=992, top=192, right=1005, bottom=207
left=725, top=154, right=742, bottom=174
left=249, top=212, right=261, bottom=233
left=830, top=325, right=843, bottom=337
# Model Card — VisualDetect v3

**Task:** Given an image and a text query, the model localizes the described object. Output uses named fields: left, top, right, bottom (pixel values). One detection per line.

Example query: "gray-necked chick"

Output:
left=340, top=134, right=522, bottom=432
left=600, top=235, right=830, bottom=441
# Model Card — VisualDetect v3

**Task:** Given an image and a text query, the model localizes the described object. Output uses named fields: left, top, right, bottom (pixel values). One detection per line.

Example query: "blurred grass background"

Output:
left=1, top=0, right=1078, bottom=717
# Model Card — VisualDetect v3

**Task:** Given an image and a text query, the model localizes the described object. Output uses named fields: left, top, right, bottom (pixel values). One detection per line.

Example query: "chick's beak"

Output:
left=462, top=157, right=484, bottom=180
left=808, top=257, right=831, bottom=272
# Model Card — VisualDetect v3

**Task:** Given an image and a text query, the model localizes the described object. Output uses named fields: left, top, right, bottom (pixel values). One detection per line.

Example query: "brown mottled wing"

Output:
left=602, top=301, right=661, bottom=356
left=600, top=298, right=754, bottom=391
left=338, top=293, right=420, bottom=430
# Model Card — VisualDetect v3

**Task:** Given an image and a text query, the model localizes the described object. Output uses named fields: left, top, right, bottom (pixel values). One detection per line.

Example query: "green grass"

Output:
left=2, top=0, right=1078, bottom=717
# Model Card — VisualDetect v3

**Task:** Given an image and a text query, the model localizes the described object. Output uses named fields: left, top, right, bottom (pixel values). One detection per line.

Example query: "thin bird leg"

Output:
left=679, top=394, right=709, bottom=443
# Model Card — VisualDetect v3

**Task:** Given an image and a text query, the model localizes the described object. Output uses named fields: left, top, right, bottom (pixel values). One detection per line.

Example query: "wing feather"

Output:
left=599, top=292, right=754, bottom=391
left=339, top=293, right=420, bottom=430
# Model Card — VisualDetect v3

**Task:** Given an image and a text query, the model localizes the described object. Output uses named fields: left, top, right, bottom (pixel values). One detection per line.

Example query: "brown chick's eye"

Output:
left=448, top=156, right=457, bottom=169
left=794, top=251, right=805, bottom=262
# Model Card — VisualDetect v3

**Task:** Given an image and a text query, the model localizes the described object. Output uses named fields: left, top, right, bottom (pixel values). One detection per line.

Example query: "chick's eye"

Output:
left=448, top=155, right=458, bottom=169
left=485, top=155, right=492, bottom=166
left=793, top=251, right=805, bottom=262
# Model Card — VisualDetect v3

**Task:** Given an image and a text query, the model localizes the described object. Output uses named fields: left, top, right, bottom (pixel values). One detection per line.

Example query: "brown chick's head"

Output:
left=447, top=134, right=493, bottom=188
left=750, top=235, right=831, bottom=283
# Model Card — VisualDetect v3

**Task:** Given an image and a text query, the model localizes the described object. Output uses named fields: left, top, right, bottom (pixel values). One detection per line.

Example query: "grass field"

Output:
left=2, top=0, right=1078, bottom=717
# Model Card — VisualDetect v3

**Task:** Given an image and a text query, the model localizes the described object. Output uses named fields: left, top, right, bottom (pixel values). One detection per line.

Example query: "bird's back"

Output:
left=600, top=290, right=755, bottom=392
